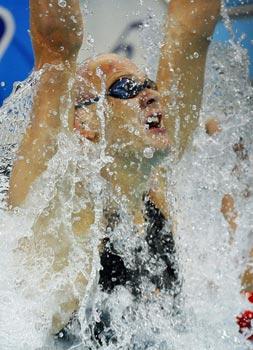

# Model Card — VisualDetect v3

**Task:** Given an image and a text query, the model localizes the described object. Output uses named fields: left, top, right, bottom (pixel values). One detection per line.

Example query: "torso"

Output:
left=56, top=195, right=181, bottom=347
left=100, top=197, right=180, bottom=296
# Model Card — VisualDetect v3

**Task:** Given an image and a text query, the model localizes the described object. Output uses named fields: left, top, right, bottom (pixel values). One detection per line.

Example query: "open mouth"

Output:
left=145, top=112, right=162, bottom=130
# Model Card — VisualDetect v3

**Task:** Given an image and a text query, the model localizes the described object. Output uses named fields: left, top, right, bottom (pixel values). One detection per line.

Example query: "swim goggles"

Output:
left=75, top=77, right=158, bottom=109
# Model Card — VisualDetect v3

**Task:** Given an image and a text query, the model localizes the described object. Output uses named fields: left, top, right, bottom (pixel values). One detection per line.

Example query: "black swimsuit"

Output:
left=55, top=198, right=181, bottom=348
left=99, top=198, right=179, bottom=295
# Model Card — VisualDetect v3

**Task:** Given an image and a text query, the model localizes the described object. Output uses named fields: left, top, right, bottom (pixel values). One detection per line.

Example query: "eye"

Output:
left=108, top=78, right=139, bottom=99
left=123, top=79, right=136, bottom=92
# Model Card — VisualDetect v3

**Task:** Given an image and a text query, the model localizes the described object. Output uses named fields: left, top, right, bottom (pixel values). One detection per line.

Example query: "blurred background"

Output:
left=0, top=0, right=252, bottom=106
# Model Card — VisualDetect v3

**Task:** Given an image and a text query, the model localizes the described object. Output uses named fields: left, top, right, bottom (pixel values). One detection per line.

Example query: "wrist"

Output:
left=167, top=0, right=220, bottom=39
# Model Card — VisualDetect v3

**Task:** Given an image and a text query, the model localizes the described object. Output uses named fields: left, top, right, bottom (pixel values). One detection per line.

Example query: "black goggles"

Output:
left=75, top=77, right=158, bottom=109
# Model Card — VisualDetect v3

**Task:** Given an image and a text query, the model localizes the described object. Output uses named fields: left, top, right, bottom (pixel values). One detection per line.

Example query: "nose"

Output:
left=139, top=89, right=160, bottom=109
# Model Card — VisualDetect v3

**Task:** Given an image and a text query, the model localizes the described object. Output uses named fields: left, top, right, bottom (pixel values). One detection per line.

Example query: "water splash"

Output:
left=1, top=10, right=253, bottom=350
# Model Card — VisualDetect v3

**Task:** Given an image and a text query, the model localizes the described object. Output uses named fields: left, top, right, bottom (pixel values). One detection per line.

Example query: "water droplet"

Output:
left=193, top=51, right=199, bottom=59
left=128, top=126, right=134, bottom=133
left=58, top=0, right=66, bottom=8
left=143, top=147, right=154, bottom=159
left=70, top=15, right=77, bottom=24
left=87, top=35, right=94, bottom=45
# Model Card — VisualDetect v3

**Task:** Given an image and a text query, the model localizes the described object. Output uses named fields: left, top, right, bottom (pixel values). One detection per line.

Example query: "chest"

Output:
left=99, top=199, right=179, bottom=297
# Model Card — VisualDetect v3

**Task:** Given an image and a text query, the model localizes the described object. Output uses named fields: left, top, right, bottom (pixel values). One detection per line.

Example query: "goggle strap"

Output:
left=75, top=96, right=100, bottom=109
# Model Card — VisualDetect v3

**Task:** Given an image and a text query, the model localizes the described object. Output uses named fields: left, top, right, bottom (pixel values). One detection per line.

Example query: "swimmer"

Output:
left=8, top=0, right=221, bottom=345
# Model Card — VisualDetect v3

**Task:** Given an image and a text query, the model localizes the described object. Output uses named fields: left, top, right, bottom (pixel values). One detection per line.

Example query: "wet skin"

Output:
left=74, top=54, right=171, bottom=160
left=8, top=0, right=222, bottom=335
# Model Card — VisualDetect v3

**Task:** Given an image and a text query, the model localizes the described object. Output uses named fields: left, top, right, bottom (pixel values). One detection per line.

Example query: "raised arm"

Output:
left=157, top=0, right=221, bottom=158
left=8, top=0, right=83, bottom=207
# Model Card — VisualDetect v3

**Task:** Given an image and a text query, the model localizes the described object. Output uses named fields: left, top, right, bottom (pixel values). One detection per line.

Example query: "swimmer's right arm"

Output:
left=157, top=0, right=220, bottom=158
left=8, top=0, right=83, bottom=208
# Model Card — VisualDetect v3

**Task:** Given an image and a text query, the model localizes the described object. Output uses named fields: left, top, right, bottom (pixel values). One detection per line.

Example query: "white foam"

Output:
left=0, top=20, right=253, bottom=350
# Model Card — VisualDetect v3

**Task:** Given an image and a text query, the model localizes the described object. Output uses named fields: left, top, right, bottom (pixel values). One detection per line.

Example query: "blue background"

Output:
left=214, top=0, right=253, bottom=77
left=0, top=0, right=252, bottom=106
left=0, top=0, right=33, bottom=106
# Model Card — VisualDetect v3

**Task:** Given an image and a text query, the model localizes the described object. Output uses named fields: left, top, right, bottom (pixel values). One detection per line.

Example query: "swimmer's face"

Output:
left=75, top=54, right=170, bottom=157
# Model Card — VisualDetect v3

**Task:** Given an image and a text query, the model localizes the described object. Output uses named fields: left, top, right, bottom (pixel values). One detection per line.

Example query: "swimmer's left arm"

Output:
left=157, top=0, right=221, bottom=158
